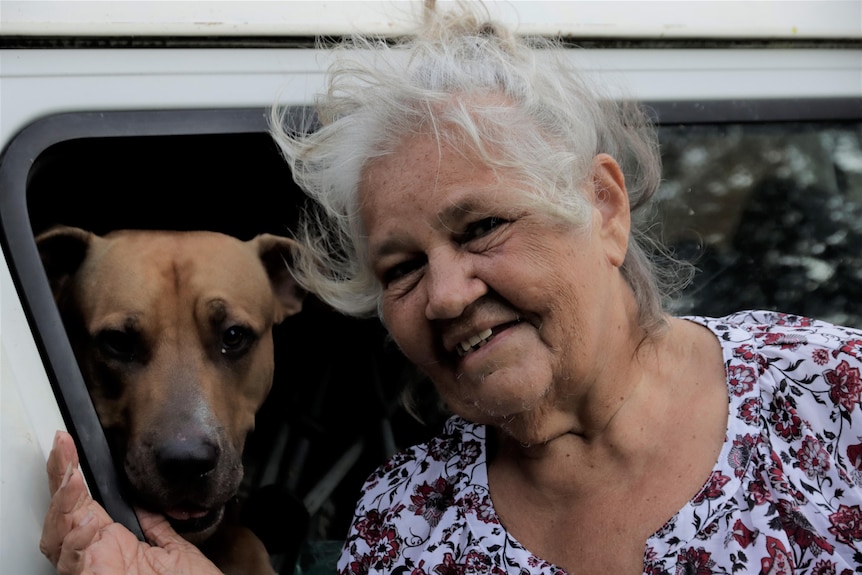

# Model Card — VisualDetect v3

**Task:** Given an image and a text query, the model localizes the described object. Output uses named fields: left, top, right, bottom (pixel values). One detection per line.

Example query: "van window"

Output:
left=651, top=100, right=862, bottom=328
left=1, top=97, right=859, bottom=574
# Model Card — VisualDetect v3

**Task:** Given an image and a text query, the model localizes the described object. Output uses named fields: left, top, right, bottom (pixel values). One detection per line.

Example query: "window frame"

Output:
left=1, top=96, right=860, bottom=545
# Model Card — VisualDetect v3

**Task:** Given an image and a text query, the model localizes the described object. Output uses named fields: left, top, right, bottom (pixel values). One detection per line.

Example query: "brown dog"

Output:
left=36, top=225, right=305, bottom=575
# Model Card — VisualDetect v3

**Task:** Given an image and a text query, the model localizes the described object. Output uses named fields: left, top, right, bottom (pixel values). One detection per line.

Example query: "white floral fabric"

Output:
left=337, top=311, right=862, bottom=574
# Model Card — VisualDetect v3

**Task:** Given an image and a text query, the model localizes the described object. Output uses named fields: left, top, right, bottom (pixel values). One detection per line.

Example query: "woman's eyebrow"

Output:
left=436, top=198, right=488, bottom=230
left=368, top=197, right=491, bottom=260
left=368, top=236, right=409, bottom=262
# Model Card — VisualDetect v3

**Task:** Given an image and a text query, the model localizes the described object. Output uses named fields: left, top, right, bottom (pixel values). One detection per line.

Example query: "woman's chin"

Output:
left=453, top=395, right=547, bottom=431
left=446, top=364, right=552, bottom=414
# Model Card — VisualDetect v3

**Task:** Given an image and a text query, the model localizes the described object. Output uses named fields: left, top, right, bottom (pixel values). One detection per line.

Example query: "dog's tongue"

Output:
left=164, top=507, right=209, bottom=521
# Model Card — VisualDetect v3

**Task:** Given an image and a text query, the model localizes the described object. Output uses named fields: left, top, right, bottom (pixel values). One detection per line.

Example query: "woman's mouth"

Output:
left=457, top=328, right=493, bottom=357
left=456, top=320, right=521, bottom=358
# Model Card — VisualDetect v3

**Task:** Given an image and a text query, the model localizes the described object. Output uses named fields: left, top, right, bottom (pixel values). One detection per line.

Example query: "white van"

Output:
left=2, top=2, right=860, bottom=573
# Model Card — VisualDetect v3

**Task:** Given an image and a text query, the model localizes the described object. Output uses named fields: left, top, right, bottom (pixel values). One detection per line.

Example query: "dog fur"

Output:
left=37, top=225, right=305, bottom=575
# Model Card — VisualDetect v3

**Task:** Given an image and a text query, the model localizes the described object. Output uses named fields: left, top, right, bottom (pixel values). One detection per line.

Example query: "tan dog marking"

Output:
left=37, top=226, right=305, bottom=575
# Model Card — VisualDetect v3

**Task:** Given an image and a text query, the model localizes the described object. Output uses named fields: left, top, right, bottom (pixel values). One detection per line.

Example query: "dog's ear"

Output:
left=35, top=225, right=94, bottom=301
left=253, top=234, right=305, bottom=322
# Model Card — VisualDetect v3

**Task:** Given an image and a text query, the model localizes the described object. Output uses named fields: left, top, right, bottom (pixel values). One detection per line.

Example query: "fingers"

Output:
left=137, top=509, right=194, bottom=550
left=47, top=431, right=80, bottom=495
left=41, top=451, right=114, bottom=569
left=136, top=509, right=223, bottom=574
left=40, top=460, right=87, bottom=566
left=52, top=510, right=100, bottom=575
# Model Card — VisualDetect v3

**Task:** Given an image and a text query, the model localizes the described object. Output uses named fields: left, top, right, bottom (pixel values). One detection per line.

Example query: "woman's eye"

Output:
left=382, top=258, right=424, bottom=287
left=463, top=217, right=505, bottom=241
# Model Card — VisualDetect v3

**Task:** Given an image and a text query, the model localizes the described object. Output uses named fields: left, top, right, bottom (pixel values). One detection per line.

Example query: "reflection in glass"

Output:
left=657, top=122, right=862, bottom=328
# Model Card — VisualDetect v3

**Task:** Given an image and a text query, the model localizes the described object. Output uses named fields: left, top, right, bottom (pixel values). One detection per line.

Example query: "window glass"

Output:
left=657, top=121, right=862, bottom=328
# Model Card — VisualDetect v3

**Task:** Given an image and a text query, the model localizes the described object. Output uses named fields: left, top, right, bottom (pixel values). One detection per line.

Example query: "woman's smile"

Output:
left=451, top=317, right=524, bottom=368
left=455, top=327, right=494, bottom=357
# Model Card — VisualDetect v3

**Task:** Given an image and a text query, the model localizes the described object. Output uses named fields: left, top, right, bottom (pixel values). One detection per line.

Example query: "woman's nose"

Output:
left=424, top=249, right=487, bottom=320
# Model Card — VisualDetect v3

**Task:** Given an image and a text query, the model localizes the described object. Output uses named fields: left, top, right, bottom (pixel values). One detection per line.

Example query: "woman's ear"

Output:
left=591, top=153, right=631, bottom=268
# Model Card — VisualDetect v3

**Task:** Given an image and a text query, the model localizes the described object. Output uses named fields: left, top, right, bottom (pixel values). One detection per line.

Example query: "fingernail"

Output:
left=79, top=510, right=95, bottom=527
left=53, top=430, right=62, bottom=450
left=60, top=462, right=73, bottom=489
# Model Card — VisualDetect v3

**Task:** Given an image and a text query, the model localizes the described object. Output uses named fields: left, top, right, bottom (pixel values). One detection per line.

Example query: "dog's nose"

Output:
left=156, top=437, right=220, bottom=480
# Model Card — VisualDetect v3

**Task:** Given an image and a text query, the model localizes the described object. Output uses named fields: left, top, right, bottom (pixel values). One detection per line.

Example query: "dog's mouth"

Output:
left=163, top=504, right=224, bottom=535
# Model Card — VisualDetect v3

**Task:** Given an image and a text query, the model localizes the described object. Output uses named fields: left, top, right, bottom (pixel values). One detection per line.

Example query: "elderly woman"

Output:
left=41, top=4, right=862, bottom=575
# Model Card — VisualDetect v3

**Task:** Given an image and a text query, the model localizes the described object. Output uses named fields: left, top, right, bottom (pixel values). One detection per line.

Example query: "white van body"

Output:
left=2, top=2, right=860, bottom=574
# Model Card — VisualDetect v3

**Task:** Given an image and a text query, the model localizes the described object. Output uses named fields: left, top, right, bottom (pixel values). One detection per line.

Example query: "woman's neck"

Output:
left=489, top=316, right=726, bottom=494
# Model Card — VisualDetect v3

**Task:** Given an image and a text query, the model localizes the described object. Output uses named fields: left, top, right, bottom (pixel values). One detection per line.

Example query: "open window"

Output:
left=0, top=108, right=437, bottom=574
left=1, top=97, right=860, bottom=574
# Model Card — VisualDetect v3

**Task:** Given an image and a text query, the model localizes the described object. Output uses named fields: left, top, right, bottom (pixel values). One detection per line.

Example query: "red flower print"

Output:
left=729, top=434, right=756, bottom=478
left=727, top=364, right=757, bottom=396
left=762, top=331, right=807, bottom=350
left=433, top=552, right=465, bottom=575
left=797, top=435, right=831, bottom=480
left=775, top=314, right=813, bottom=327
left=697, top=520, right=719, bottom=539
left=835, top=339, right=862, bottom=360
left=825, top=359, right=862, bottom=412
left=346, top=553, right=372, bottom=575
left=675, top=546, right=715, bottom=574
left=356, top=509, right=384, bottom=545
left=812, top=348, right=830, bottom=365
left=739, top=397, right=761, bottom=423
left=428, top=435, right=460, bottom=462
left=644, top=546, right=668, bottom=575
left=769, top=395, right=802, bottom=440
left=761, top=536, right=794, bottom=575
left=463, top=550, right=493, bottom=572
left=457, top=439, right=482, bottom=467
left=410, top=476, right=456, bottom=527
left=847, top=440, right=862, bottom=472
left=372, top=528, right=401, bottom=567
left=692, top=471, right=730, bottom=505
left=461, top=491, right=495, bottom=524
left=734, top=344, right=757, bottom=361
left=777, top=500, right=834, bottom=554
left=749, top=477, right=773, bottom=505
left=757, top=354, right=769, bottom=375
left=828, top=504, right=862, bottom=545
left=731, top=518, right=758, bottom=548
left=810, top=559, right=838, bottom=575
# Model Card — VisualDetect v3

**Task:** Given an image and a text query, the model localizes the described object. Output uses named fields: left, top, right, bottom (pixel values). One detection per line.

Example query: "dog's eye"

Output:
left=221, top=325, right=254, bottom=356
left=97, top=329, right=137, bottom=362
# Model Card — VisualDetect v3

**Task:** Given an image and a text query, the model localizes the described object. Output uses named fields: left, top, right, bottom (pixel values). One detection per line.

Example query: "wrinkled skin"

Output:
left=41, top=430, right=222, bottom=575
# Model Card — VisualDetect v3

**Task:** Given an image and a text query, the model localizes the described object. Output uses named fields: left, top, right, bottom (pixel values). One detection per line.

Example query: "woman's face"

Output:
left=360, top=134, right=631, bottom=442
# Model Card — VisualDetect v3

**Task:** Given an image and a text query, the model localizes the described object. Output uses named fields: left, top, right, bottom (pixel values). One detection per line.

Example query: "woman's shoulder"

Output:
left=684, top=309, right=862, bottom=364
left=685, top=309, right=862, bottom=461
left=661, top=311, right=862, bottom=574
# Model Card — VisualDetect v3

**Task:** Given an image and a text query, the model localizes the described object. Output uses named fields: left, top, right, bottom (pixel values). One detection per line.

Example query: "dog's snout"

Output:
left=156, top=436, right=220, bottom=480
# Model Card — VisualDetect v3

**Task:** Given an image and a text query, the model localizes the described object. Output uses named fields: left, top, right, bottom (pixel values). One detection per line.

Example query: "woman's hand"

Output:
left=40, top=430, right=223, bottom=575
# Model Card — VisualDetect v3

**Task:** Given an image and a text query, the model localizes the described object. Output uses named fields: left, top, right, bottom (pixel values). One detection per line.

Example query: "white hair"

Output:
left=270, top=2, right=690, bottom=335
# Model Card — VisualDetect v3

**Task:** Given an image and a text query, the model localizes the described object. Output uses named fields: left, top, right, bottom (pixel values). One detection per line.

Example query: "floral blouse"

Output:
left=337, top=311, right=862, bottom=574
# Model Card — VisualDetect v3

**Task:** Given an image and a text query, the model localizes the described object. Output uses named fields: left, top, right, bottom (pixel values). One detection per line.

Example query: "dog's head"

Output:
left=37, top=226, right=305, bottom=542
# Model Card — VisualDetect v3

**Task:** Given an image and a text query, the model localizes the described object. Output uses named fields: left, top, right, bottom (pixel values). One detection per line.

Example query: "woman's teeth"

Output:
left=457, top=328, right=493, bottom=357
